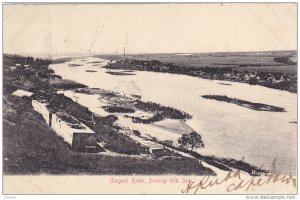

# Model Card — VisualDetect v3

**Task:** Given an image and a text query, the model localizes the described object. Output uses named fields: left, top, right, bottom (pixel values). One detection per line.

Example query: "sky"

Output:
left=3, top=3, right=297, bottom=57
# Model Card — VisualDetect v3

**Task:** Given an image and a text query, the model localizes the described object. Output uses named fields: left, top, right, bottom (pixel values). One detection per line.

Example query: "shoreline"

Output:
left=3, top=54, right=216, bottom=175
left=104, top=58, right=297, bottom=93
left=3, top=54, right=275, bottom=175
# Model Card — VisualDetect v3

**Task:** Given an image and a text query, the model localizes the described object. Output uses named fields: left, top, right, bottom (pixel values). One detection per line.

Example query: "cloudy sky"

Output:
left=3, top=3, right=297, bottom=57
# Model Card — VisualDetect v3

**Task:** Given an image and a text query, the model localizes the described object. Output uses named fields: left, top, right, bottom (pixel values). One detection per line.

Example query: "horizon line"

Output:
left=3, top=49, right=297, bottom=58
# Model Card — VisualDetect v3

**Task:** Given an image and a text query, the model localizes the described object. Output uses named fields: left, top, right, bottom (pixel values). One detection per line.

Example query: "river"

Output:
left=50, top=57, right=297, bottom=175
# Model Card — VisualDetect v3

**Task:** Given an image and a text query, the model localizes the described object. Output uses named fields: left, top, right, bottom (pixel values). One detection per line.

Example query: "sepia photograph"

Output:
left=2, top=2, right=298, bottom=195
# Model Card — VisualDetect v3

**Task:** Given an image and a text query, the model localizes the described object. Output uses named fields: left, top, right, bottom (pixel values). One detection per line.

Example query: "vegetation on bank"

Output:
left=134, top=100, right=192, bottom=122
left=4, top=54, right=148, bottom=155
left=44, top=93, right=148, bottom=155
left=202, top=95, right=286, bottom=112
left=3, top=54, right=86, bottom=94
left=106, top=71, right=136, bottom=76
left=74, top=87, right=192, bottom=123
left=3, top=54, right=214, bottom=175
left=3, top=94, right=214, bottom=175
left=99, top=51, right=297, bottom=72
left=150, top=137, right=269, bottom=176
left=4, top=54, right=272, bottom=175
left=104, top=58, right=297, bottom=93
left=102, top=106, right=136, bottom=113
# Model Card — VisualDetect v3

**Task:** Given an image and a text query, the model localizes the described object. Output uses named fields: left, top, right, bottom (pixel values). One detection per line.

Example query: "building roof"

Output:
left=141, top=140, right=163, bottom=149
left=12, top=89, right=33, bottom=97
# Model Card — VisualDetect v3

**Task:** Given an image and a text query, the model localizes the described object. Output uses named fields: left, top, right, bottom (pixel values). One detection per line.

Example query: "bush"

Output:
left=102, top=106, right=135, bottom=113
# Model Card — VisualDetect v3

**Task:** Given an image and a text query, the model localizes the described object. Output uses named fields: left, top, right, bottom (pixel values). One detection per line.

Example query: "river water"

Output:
left=50, top=57, right=297, bottom=175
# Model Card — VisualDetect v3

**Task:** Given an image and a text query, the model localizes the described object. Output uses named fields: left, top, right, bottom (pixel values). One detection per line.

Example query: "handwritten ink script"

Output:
left=182, top=159, right=296, bottom=194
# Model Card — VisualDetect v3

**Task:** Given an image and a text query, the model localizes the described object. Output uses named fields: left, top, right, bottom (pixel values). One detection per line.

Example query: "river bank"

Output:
left=103, top=54, right=297, bottom=93
left=4, top=54, right=274, bottom=175
left=3, top=54, right=217, bottom=175
left=50, top=56, right=296, bottom=175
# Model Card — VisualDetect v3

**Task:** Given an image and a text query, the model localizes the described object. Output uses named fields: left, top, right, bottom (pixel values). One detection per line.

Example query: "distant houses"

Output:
left=148, top=146, right=165, bottom=156
left=10, top=63, right=31, bottom=72
left=10, top=66, right=16, bottom=72
left=10, top=64, right=22, bottom=72
left=12, top=89, right=34, bottom=98
left=133, top=137, right=166, bottom=156
left=11, top=63, right=31, bottom=71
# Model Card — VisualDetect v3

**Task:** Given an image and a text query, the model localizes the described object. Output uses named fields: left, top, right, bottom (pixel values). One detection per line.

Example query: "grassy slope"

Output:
left=3, top=54, right=214, bottom=175
left=3, top=95, right=213, bottom=175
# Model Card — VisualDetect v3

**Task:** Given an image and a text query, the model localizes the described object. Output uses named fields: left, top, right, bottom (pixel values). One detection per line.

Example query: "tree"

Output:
left=178, top=131, right=204, bottom=151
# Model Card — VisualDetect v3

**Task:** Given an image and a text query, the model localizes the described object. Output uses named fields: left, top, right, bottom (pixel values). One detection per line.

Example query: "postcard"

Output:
left=2, top=3, right=297, bottom=195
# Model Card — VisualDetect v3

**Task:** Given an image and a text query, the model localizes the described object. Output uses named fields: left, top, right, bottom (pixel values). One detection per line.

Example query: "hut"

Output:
left=149, top=146, right=166, bottom=156
left=12, top=89, right=33, bottom=98
left=141, top=140, right=165, bottom=156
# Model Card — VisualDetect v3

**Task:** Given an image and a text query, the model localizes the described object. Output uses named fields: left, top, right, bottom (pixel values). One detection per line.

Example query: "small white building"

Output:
left=139, top=140, right=165, bottom=156
left=12, top=89, right=33, bottom=98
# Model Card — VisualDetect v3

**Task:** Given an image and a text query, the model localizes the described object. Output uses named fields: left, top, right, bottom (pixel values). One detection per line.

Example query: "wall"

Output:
left=32, top=100, right=98, bottom=151
left=72, top=133, right=97, bottom=151
left=32, top=100, right=50, bottom=124
left=51, top=113, right=97, bottom=151
left=150, top=148, right=165, bottom=156
left=51, top=113, right=74, bottom=145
